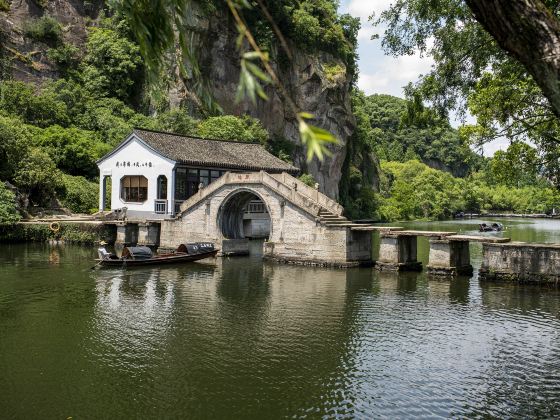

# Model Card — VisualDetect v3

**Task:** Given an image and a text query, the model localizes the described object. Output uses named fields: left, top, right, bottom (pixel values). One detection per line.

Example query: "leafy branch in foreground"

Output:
left=226, top=0, right=339, bottom=161
left=112, top=0, right=340, bottom=162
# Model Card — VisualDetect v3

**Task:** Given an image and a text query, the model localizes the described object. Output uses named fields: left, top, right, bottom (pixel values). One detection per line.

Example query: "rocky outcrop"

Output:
left=170, top=4, right=355, bottom=199
left=0, top=0, right=103, bottom=83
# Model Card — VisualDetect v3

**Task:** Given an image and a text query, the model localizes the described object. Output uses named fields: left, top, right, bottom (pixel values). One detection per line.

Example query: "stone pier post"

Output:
left=427, top=239, right=473, bottom=276
left=480, top=243, right=560, bottom=284
left=115, top=223, right=138, bottom=245
left=375, top=233, right=422, bottom=271
left=137, top=223, right=160, bottom=246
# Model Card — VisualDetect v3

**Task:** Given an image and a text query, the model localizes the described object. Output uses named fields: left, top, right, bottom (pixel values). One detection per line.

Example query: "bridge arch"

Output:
left=160, top=171, right=372, bottom=266
left=217, top=188, right=272, bottom=240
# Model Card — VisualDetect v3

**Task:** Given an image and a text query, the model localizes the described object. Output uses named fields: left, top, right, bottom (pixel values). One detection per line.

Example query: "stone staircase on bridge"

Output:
left=317, top=208, right=353, bottom=227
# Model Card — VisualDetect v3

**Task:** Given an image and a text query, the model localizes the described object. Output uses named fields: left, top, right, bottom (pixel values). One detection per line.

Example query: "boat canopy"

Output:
left=122, top=246, right=153, bottom=259
left=177, top=243, right=215, bottom=254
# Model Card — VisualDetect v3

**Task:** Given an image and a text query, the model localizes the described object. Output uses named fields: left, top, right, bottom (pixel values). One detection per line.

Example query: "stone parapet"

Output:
left=480, top=242, right=560, bottom=284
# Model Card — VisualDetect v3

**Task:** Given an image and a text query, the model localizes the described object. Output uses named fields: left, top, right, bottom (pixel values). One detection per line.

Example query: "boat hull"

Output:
left=96, top=250, right=219, bottom=268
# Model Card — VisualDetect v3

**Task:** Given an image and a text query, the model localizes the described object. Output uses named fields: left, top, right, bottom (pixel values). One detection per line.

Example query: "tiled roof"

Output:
left=132, top=128, right=299, bottom=173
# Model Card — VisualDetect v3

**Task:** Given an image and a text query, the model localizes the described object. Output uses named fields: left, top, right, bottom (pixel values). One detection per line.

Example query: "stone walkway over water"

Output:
left=89, top=169, right=560, bottom=283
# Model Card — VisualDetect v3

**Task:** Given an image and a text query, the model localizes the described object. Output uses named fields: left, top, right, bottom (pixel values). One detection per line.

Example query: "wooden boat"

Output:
left=96, top=243, right=218, bottom=267
left=479, top=222, right=504, bottom=232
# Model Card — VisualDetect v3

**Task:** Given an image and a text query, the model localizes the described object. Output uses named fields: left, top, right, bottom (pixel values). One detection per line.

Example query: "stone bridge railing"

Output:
left=176, top=171, right=340, bottom=219
left=269, top=172, right=344, bottom=216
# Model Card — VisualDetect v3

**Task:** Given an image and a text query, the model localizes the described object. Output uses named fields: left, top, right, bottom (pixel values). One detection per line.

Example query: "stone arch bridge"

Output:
left=158, top=171, right=373, bottom=266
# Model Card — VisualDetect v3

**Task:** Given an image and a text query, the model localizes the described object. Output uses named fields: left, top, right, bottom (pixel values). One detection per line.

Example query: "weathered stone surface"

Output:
left=159, top=172, right=372, bottom=266
left=375, top=234, right=422, bottom=272
left=1, top=0, right=103, bottom=83
left=427, top=239, right=473, bottom=277
left=480, top=242, right=560, bottom=284
left=222, top=239, right=249, bottom=256
left=137, top=223, right=160, bottom=246
left=116, top=223, right=138, bottom=245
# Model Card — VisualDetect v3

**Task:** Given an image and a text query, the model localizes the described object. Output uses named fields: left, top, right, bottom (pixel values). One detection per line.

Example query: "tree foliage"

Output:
left=373, top=0, right=560, bottom=185
left=59, top=174, right=99, bottom=214
left=197, top=115, right=269, bottom=144
left=36, top=126, right=111, bottom=179
left=379, top=160, right=560, bottom=221
left=14, top=148, right=62, bottom=205
left=82, top=26, right=142, bottom=102
left=351, top=90, right=481, bottom=176
left=0, top=81, right=70, bottom=128
left=0, top=183, right=21, bottom=224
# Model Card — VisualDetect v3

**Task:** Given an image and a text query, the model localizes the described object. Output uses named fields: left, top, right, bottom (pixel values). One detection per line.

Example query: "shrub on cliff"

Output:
left=0, top=183, right=21, bottom=224
left=59, top=174, right=98, bottom=214
left=82, top=27, right=142, bottom=102
left=197, top=115, right=268, bottom=144
left=23, top=16, right=63, bottom=47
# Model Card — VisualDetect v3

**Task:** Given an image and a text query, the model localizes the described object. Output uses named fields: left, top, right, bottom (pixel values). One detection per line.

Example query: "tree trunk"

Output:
left=466, top=0, right=560, bottom=118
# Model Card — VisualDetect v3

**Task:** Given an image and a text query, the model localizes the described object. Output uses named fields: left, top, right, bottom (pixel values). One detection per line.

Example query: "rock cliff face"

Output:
left=0, top=0, right=103, bottom=83
left=1, top=0, right=355, bottom=199
left=169, top=5, right=355, bottom=199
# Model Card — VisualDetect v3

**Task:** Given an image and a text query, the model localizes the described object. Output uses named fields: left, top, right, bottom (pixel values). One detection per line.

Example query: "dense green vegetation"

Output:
left=373, top=0, right=560, bottom=188
left=357, top=92, right=482, bottom=176
left=0, top=183, right=20, bottom=224
left=341, top=88, right=560, bottom=221
left=0, top=12, right=273, bottom=221
left=378, top=160, right=560, bottom=221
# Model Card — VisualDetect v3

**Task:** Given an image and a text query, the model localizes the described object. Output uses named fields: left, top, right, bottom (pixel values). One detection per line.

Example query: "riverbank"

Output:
left=459, top=213, right=560, bottom=219
left=0, top=221, right=114, bottom=244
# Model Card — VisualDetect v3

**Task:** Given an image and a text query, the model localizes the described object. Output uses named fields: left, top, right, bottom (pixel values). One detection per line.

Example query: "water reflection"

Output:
left=2, top=234, right=560, bottom=418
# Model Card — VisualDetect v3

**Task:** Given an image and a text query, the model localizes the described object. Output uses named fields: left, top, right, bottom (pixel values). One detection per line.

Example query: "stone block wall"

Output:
left=159, top=182, right=372, bottom=266
left=480, top=243, right=560, bottom=284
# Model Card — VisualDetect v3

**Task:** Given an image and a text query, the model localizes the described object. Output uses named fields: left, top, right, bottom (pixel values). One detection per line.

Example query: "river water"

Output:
left=1, top=218, right=560, bottom=418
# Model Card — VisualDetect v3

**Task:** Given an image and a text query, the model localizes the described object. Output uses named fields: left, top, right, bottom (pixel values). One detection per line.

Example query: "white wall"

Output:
left=98, top=136, right=176, bottom=216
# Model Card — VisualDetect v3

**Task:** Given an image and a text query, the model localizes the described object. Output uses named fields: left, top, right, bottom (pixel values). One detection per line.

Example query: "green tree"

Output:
left=76, top=97, right=158, bottom=145
left=14, top=148, right=62, bottom=205
left=197, top=115, right=268, bottom=144
left=489, top=142, right=541, bottom=188
left=350, top=90, right=480, bottom=176
left=59, top=174, right=98, bottom=214
left=36, top=126, right=111, bottom=179
left=0, top=115, right=33, bottom=181
left=156, top=108, right=198, bottom=136
left=0, top=182, right=21, bottom=223
left=0, top=81, right=69, bottom=127
left=81, top=27, right=142, bottom=102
